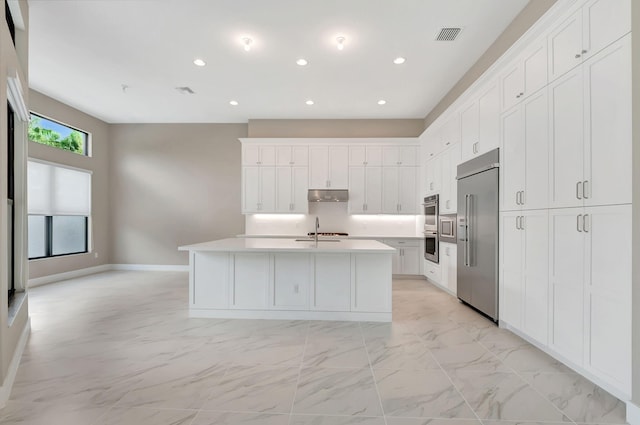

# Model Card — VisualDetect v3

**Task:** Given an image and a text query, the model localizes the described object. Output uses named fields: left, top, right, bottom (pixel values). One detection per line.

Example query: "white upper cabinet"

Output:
left=276, top=146, right=308, bottom=166
left=309, top=145, right=349, bottom=189
left=500, top=39, right=548, bottom=111
left=349, top=145, right=383, bottom=166
left=428, top=143, right=460, bottom=214
left=242, top=145, right=276, bottom=166
left=276, top=166, right=308, bottom=213
left=461, top=83, right=499, bottom=161
left=242, top=166, right=276, bottom=213
left=582, top=35, right=631, bottom=207
left=548, top=0, right=630, bottom=82
left=382, top=146, right=418, bottom=166
left=425, top=154, right=442, bottom=196
left=501, top=89, right=549, bottom=212
left=348, top=166, right=382, bottom=214
left=382, top=166, right=417, bottom=214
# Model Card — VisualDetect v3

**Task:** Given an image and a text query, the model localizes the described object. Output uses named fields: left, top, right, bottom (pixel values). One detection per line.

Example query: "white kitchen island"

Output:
left=178, top=238, right=395, bottom=322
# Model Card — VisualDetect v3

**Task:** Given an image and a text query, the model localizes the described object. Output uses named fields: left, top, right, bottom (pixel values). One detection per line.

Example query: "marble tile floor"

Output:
left=0, top=271, right=628, bottom=425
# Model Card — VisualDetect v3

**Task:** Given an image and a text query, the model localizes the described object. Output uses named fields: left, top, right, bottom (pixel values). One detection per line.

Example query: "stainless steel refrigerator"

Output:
left=457, top=148, right=499, bottom=322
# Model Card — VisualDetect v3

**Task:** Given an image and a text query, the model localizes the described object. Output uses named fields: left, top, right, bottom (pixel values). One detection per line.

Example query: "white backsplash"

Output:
left=245, top=203, right=423, bottom=236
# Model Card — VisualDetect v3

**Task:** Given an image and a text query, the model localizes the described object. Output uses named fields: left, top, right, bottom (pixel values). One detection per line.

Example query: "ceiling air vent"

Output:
left=175, top=86, right=195, bottom=95
left=435, top=27, right=462, bottom=41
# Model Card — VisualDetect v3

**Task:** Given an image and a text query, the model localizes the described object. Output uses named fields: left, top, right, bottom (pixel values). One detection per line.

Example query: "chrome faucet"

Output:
left=315, top=217, right=320, bottom=245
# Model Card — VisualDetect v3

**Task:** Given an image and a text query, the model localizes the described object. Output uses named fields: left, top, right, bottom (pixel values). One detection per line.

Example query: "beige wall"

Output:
left=1, top=0, right=30, bottom=392
left=248, top=119, right=424, bottom=138
left=109, top=124, right=247, bottom=265
left=632, top=0, right=640, bottom=410
left=423, top=0, right=557, bottom=129
left=27, top=90, right=111, bottom=279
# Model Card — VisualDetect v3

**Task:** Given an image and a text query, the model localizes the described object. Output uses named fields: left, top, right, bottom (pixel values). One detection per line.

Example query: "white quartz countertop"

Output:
left=237, top=234, right=424, bottom=240
left=179, top=238, right=396, bottom=253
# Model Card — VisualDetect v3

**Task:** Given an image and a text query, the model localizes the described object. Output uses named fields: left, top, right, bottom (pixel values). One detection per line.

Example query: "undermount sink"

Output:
left=294, top=239, right=341, bottom=242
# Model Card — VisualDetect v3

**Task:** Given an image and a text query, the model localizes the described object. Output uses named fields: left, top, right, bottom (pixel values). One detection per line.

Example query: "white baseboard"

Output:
left=0, top=318, right=30, bottom=408
left=28, top=264, right=112, bottom=288
left=111, top=264, right=188, bottom=272
left=628, top=401, right=640, bottom=425
left=190, top=308, right=392, bottom=322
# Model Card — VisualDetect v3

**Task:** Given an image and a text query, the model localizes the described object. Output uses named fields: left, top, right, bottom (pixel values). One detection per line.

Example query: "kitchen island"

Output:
left=178, top=238, right=395, bottom=321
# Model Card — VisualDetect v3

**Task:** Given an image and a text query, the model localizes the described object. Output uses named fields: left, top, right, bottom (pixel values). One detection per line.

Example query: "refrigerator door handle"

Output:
left=464, top=194, right=471, bottom=267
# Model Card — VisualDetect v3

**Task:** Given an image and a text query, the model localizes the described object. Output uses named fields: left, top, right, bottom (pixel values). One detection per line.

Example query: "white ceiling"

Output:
left=28, top=0, right=529, bottom=124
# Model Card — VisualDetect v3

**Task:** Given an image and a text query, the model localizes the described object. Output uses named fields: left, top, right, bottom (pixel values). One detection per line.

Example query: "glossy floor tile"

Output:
left=0, top=271, right=628, bottom=425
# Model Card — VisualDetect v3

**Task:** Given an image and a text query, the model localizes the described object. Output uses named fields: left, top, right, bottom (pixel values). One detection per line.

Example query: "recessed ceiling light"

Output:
left=393, top=57, right=406, bottom=65
left=241, top=36, right=253, bottom=51
left=336, top=36, right=346, bottom=51
left=229, top=100, right=239, bottom=106
left=378, top=100, right=387, bottom=105
left=305, top=100, right=314, bottom=105
left=296, top=58, right=308, bottom=66
left=193, top=58, right=206, bottom=67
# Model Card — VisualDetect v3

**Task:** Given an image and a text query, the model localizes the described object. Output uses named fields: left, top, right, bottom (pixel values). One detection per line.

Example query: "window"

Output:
left=28, top=113, right=89, bottom=156
left=27, top=160, right=91, bottom=259
left=7, top=102, right=15, bottom=304
left=5, top=0, right=15, bottom=46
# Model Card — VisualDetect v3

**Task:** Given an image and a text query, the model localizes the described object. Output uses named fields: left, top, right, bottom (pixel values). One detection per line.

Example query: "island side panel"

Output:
left=312, top=254, right=352, bottom=311
left=191, top=251, right=229, bottom=309
left=230, top=253, right=271, bottom=309
left=272, top=253, right=311, bottom=310
left=351, top=254, right=393, bottom=313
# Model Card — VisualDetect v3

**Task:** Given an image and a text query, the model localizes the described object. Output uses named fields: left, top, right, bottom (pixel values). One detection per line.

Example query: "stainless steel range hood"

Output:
left=307, top=189, right=349, bottom=202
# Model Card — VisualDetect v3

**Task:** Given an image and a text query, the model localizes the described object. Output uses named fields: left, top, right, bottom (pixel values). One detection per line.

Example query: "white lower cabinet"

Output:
left=383, top=239, right=420, bottom=275
left=440, top=243, right=457, bottom=295
left=548, top=205, right=631, bottom=394
left=352, top=254, right=392, bottom=312
left=500, top=210, right=549, bottom=344
left=191, top=252, right=229, bottom=309
left=423, top=260, right=441, bottom=284
left=272, top=253, right=310, bottom=309
left=230, top=253, right=270, bottom=309
left=312, top=254, right=351, bottom=311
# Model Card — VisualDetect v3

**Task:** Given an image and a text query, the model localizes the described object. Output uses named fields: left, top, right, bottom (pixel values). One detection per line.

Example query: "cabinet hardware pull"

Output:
left=583, top=180, right=589, bottom=199
left=520, top=191, right=525, bottom=205
left=519, top=92, right=524, bottom=96
left=521, top=216, right=525, bottom=230
left=576, top=181, right=583, bottom=200
left=446, top=142, right=450, bottom=146
left=582, top=49, right=587, bottom=54
left=289, top=161, right=294, bottom=165
left=575, top=53, right=581, bottom=58
left=583, top=214, right=589, bottom=233
left=364, top=161, right=368, bottom=165
left=399, top=204, right=402, bottom=212
left=516, top=217, right=520, bottom=230
left=515, top=191, right=520, bottom=205
left=577, top=214, right=583, bottom=232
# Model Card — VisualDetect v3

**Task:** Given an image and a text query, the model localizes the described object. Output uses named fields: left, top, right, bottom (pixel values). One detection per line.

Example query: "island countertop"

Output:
left=179, top=237, right=395, bottom=253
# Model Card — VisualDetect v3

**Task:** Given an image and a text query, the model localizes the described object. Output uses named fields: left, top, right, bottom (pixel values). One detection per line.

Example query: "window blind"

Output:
left=28, top=160, right=91, bottom=216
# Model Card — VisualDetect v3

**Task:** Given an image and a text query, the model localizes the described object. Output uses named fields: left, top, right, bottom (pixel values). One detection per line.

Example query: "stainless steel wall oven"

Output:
left=423, top=194, right=439, bottom=263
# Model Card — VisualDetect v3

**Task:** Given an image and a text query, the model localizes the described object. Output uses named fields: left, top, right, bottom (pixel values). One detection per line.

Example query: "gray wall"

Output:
left=28, top=90, right=111, bottom=279
left=248, top=119, right=425, bottom=138
left=424, top=0, right=557, bottom=129
left=632, top=0, right=640, bottom=411
left=109, top=124, right=248, bottom=265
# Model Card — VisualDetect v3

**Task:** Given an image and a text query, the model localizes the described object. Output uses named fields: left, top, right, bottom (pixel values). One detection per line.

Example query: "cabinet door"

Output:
left=242, top=167, right=261, bottom=213
left=385, top=241, right=402, bottom=274
left=275, top=167, right=292, bottom=213
left=348, top=167, right=366, bottom=214
left=382, top=167, right=399, bottom=214
left=522, top=210, right=549, bottom=345
left=309, top=146, right=329, bottom=189
left=523, top=89, right=549, bottom=210
left=259, top=167, right=276, bottom=212
left=549, top=68, right=584, bottom=209
left=291, top=146, right=309, bottom=166
left=349, top=146, right=366, bottom=166
left=243, top=145, right=261, bottom=166
left=352, top=254, right=391, bottom=312
left=440, top=150, right=452, bottom=212
left=402, top=245, right=421, bottom=275
left=398, top=167, right=417, bottom=214
left=583, top=36, right=631, bottom=207
left=231, top=253, right=270, bottom=309
left=366, top=146, right=383, bottom=166
left=399, top=146, right=418, bottom=166
left=582, top=0, right=630, bottom=61
left=426, top=156, right=441, bottom=195
left=460, top=101, right=479, bottom=161
left=259, top=146, right=276, bottom=166
left=522, top=40, right=548, bottom=98
left=425, top=158, right=435, bottom=196
left=365, top=167, right=383, bottom=214
left=313, top=254, right=351, bottom=311
left=276, top=146, right=292, bottom=166
left=382, top=146, right=399, bottom=166
left=548, top=10, right=583, bottom=81
left=477, top=83, right=500, bottom=154
left=500, top=61, right=523, bottom=111
left=291, top=166, right=309, bottom=213
left=192, top=252, right=229, bottom=309
left=442, top=114, right=460, bottom=147
left=272, top=253, right=310, bottom=310
left=584, top=205, right=631, bottom=392
left=445, top=243, right=457, bottom=294
left=448, top=143, right=461, bottom=213
left=500, top=213, right=523, bottom=329
left=328, top=146, right=349, bottom=188
left=501, top=106, right=524, bottom=211
left=549, top=208, right=585, bottom=365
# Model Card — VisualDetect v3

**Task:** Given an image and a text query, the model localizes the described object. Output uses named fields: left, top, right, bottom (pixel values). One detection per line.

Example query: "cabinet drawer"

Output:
left=424, top=260, right=441, bottom=283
